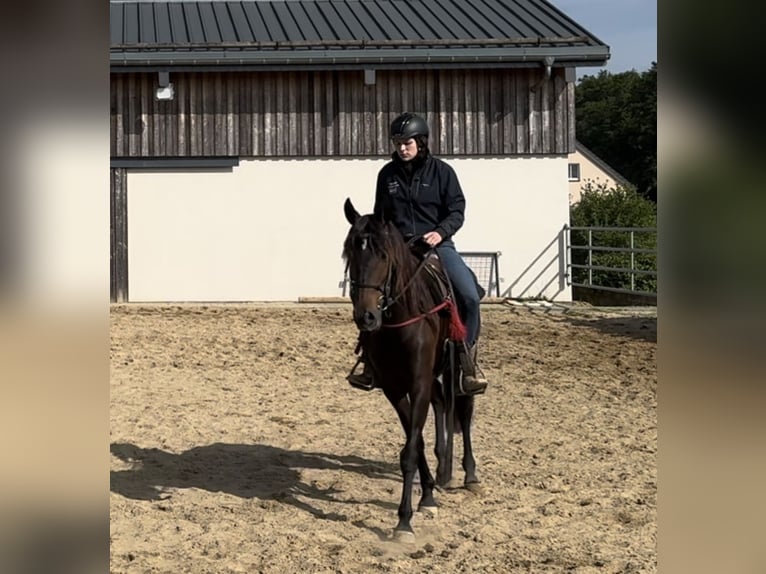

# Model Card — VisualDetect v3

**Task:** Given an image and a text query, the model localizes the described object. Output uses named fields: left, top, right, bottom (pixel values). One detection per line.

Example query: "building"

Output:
left=568, top=141, right=631, bottom=205
left=110, top=0, right=609, bottom=302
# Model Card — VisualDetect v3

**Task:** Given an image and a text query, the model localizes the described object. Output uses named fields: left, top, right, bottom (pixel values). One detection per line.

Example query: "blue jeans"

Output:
left=435, top=241, right=481, bottom=346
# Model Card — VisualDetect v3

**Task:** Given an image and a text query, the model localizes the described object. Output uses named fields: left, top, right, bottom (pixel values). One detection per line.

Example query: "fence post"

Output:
left=492, top=253, right=500, bottom=297
left=588, top=229, right=593, bottom=285
left=630, top=231, right=636, bottom=292
left=564, top=225, right=570, bottom=286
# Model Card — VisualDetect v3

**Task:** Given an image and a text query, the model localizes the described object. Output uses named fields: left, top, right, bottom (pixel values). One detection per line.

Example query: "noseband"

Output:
left=349, top=262, right=394, bottom=312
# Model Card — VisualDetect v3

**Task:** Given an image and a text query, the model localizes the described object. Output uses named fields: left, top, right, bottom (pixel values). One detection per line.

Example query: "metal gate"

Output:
left=460, top=252, right=501, bottom=298
left=564, top=225, right=657, bottom=298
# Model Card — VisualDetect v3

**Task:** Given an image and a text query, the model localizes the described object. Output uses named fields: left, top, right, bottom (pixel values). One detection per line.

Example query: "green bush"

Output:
left=570, top=183, right=657, bottom=293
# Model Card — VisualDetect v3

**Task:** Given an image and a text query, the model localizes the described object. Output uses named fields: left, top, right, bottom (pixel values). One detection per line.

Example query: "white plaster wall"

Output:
left=447, top=157, right=571, bottom=300
left=127, top=157, right=571, bottom=302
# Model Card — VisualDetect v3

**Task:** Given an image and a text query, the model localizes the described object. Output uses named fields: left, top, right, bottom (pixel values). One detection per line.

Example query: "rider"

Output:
left=347, top=112, right=489, bottom=396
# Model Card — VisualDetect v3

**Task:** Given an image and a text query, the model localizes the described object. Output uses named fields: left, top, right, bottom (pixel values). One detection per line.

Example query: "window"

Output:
left=568, top=163, right=581, bottom=181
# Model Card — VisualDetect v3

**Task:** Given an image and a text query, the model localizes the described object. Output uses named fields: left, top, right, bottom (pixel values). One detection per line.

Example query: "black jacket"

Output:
left=373, top=152, right=466, bottom=241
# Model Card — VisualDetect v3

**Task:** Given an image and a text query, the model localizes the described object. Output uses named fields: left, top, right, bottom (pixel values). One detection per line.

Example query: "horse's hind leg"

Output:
left=456, top=395, right=482, bottom=493
left=430, top=379, right=451, bottom=487
left=415, top=432, right=438, bottom=515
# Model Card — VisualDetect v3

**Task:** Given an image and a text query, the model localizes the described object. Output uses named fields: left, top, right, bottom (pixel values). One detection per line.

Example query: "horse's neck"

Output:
left=391, top=252, right=440, bottom=318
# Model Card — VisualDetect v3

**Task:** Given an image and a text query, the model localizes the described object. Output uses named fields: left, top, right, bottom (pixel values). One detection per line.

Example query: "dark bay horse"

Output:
left=342, top=198, right=480, bottom=539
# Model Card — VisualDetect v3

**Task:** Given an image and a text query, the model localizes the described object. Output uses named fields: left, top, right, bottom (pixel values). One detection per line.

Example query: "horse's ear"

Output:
left=344, top=198, right=360, bottom=225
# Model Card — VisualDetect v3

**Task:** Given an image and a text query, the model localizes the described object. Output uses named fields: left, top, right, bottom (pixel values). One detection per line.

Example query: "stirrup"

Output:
left=458, top=374, right=488, bottom=396
left=347, top=373, right=376, bottom=391
left=346, top=358, right=376, bottom=391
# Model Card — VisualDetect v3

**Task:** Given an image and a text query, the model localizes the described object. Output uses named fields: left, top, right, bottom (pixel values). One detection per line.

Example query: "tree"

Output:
left=576, top=63, right=657, bottom=201
left=570, top=183, right=657, bottom=294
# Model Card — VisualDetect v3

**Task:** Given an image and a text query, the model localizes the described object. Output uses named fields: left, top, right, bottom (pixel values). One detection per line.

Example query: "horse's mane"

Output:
left=343, top=215, right=439, bottom=316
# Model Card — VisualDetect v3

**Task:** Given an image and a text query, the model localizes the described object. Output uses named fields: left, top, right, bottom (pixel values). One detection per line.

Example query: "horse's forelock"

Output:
left=344, top=214, right=385, bottom=261
left=344, top=216, right=412, bottom=274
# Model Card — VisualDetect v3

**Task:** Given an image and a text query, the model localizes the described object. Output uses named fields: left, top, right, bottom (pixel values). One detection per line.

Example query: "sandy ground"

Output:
left=110, top=302, right=656, bottom=573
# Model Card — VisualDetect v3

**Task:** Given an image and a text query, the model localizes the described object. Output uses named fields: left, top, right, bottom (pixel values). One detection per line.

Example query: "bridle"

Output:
left=344, top=224, right=462, bottom=337
left=347, top=246, right=433, bottom=316
left=348, top=261, right=394, bottom=312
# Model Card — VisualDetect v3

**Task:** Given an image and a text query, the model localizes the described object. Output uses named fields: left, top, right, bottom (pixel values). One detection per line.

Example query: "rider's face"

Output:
left=392, top=138, right=418, bottom=161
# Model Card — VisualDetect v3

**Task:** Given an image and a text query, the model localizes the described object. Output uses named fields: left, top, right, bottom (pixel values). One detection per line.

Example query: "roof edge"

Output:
left=110, top=46, right=610, bottom=68
left=112, top=36, right=597, bottom=50
left=574, top=141, right=631, bottom=186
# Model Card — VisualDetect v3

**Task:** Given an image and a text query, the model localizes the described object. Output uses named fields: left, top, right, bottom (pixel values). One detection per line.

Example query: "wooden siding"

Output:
left=111, top=68, right=574, bottom=158
left=110, top=167, right=128, bottom=303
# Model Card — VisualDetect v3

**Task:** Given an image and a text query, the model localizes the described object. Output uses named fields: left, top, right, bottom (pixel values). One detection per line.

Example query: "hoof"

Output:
left=435, top=474, right=451, bottom=489
left=418, top=504, right=438, bottom=517
left=465, top=481, right=484, bottom=495
left=393, top=529, right=416, bottom=543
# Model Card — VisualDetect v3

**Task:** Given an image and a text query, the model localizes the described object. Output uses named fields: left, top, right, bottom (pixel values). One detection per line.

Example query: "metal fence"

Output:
left=564, top=226, right=657, bottom=298
left=340, top=251, right=501, bottom=298
left=461, top=252, right=502, bottom=298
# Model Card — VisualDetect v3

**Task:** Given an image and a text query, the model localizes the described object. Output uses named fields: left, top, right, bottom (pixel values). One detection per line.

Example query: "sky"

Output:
left=549, top=0, right=657, bottom=78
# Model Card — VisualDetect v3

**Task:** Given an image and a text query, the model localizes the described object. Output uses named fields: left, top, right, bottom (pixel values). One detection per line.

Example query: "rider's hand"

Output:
left=422, top=231, right=443, bottom=247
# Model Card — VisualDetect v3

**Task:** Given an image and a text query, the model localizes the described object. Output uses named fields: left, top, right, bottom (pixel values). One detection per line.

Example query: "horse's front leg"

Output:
left=385, top=386, right=433, bottom=539
left=386, top=392, right=418, bottom=538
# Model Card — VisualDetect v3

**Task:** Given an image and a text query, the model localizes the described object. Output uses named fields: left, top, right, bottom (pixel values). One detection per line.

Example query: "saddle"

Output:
left=407, top=237, right=486, bottom=307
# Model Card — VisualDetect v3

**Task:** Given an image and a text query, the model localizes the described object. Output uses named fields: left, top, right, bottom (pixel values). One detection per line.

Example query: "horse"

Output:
left=342, top=197, right=481, bottom=540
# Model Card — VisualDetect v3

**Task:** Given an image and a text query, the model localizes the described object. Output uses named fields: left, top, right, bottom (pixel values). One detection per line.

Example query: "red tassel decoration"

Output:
left=448, top=300, right=467, bottom=341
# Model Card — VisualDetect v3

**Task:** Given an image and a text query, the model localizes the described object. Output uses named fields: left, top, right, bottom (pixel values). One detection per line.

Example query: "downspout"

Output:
left=543, top=56, right=555, bottom=79
left=533, top=56, right=555, bottom=91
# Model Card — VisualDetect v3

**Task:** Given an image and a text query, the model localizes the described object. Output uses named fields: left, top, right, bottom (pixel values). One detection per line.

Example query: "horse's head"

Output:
left=342, top=198, right=396, bottom=332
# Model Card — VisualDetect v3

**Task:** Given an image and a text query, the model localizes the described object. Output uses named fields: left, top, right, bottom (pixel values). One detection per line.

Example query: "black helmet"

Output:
left=390, top=112, right=429, bottom=140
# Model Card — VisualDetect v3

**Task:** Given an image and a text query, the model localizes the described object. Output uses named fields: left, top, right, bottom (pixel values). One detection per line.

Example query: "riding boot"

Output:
left=457, top=343, right=488, bottom=396
left=346, top=357, right=376, bottom=391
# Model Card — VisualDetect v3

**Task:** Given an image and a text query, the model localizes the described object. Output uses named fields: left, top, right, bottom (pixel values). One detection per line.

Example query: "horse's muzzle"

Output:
left=354, top=308, right=382, bottom=332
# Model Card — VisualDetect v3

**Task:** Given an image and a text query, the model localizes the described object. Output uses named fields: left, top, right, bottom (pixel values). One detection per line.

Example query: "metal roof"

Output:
left=110, top=0, right=609, bottom=70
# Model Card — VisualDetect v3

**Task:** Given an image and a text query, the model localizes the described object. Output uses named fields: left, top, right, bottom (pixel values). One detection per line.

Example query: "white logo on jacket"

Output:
left=387, top=180, right=400, bottom=195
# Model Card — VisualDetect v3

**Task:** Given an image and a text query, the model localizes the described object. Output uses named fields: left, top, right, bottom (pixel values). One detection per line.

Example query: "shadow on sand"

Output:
left=561, top=314, right=656, bottom=344
left=111, top=442, right=400, bottom=526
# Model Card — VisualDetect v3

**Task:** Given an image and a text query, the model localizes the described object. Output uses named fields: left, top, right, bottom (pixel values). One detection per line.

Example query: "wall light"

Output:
left=155, top=71, right=175, bottom=101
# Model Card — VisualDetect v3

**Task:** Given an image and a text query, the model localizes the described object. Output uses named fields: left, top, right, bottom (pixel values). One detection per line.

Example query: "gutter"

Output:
left=110, top=46, right=609, bottom=69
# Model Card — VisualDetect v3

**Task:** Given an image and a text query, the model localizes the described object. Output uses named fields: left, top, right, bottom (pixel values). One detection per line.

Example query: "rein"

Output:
left=346, top=242, right=433, bottom=313
left=347, top=232, right=461, bottom=334
left=383, top=300, right=450, bottom=329
left=379, top=254, right=432, bottom=312
left=380, top=245, right=466, bottom=339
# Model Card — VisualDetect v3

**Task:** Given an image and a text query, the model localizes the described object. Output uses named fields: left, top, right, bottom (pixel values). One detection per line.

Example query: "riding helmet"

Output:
left=389, top=112, right=429, bottom=140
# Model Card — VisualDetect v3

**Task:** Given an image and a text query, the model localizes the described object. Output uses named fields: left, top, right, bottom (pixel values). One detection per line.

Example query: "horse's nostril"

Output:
left=356, top=310, right=380, bottom=331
